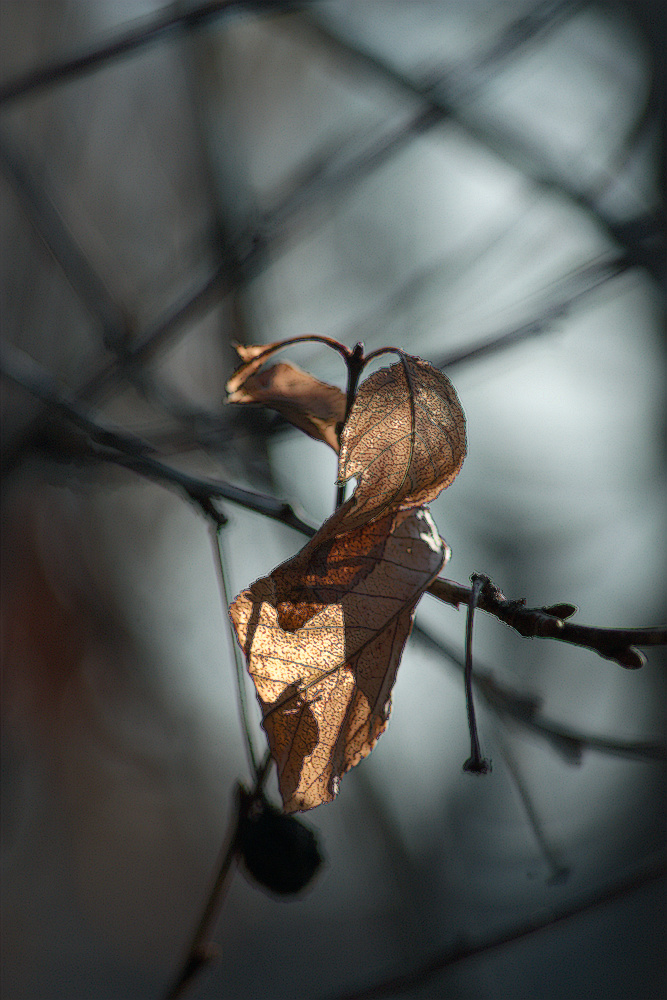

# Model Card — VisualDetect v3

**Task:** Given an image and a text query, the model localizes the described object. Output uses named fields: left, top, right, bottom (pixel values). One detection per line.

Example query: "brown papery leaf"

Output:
left=337, top=355, right=466, bottom=531
left=230, top=506, right=448, bottom=812
left=226, top=340, right=289, bottom=394
left=227, top=361, right=346, bottom=452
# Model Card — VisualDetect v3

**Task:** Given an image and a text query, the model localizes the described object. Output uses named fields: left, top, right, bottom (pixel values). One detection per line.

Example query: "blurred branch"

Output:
left=0, top=0, right=296, bottom=106
left=298, top=6, right=664, bottom=279
left=427, top=574, right=667, bottom=670
left=0, top=127, right=130, bottom=352
left=413, top=622, right=666, bottom=764
left=462, top=0, right=581, bottom=80
left=323, top=853, right=666, bottom=1000
left=0, top=342, right=317, bottom=536
left=218, top=2, right=582, bottom=264
left=493, top=729, right=571, bottom=882
left=0, top=341, right=155, bottom=457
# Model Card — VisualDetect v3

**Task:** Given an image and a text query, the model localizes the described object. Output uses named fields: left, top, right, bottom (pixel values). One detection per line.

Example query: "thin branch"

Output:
left=322, top=853, right=666, bottom=1000
left=0, top=0, right=295, bottom=106
left=212, top=525, right=261, bottom=778
left=0, top=341, right=155, bottom=457
left=427, top=574, right=667, bottom=670
left=0, top=342, right=317, bottom=537
left=75, top=263, right=231, bottom=403
left=412, top=622, right=666, bottom=764
left=250, top=104, right=446, bottom=251
left=493, top=727, right=570, bottom=883
left=164, top=755, right=273, bottom=1000
left=335, top=341, right=365, bottom=509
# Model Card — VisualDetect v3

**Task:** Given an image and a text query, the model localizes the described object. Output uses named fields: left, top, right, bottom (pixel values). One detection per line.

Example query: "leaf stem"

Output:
left=210, top=524, right=260, bottom=780
left=463, top=574, right=491, bottom=774
left=336, top=341, right=365, bottom=508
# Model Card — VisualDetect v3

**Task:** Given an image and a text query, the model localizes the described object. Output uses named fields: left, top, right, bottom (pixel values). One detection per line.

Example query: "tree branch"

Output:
left=0, top=128, right=130, bottom=352
left=298, top=6, right=663, bottom=279
left=432, top=256, right=633, bottom=371
left=0, top=342, right=317, bottom=537
left=164, top=756, right=273, bottom=1000
left=426, top=574, right=666, bottom=670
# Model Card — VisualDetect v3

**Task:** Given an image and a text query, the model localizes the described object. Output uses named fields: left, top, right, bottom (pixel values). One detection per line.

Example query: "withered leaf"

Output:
left=227, top=361, right=346, bottom=452
left=227, top=341, right=288, bottom=394
left=337, top=354, right=466, bottom=531
left=230, top=506, right=448, bottom=812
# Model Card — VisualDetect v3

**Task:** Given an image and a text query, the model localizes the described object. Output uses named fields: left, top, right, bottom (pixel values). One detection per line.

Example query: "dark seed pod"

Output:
left=236, top=787, right=324, bottom=896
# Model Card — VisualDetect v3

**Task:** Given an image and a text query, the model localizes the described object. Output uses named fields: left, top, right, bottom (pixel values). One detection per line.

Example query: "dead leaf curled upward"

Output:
left=230, top=507, right=448, bottom=812
left=337, top=355, right=466, bottom=530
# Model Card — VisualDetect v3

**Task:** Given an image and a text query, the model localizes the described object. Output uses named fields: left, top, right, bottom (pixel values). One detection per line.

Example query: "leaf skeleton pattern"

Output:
left=230, top=507, right=448, bottom=811
left=337, top=355, right=466, bottom=532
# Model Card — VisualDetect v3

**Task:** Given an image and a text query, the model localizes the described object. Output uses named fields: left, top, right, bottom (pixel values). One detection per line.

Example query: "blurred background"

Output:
left=1, top=2, right=665, bottom=998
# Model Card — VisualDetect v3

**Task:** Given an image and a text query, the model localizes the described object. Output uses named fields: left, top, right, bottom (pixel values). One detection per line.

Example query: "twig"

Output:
left=335, top=341, right=365, bottom=508
left=426, top=574, right=667, bottom=670
left=462, top=575, right=490, bottom=773
left=494, top=727, right=570, bottom=883
left=211, top=525, right=261, bottom=778
left=322, top=853, right=666, bottom=1000
left=432, top=256, right=633, bottom=371
left=0, top=341, right=155, bottom=457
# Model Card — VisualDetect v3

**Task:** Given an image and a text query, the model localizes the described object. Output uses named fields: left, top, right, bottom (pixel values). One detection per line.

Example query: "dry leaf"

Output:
left=230, top=506, right=448, bottom=812
left=227, top=361, right=346, bottom=451
left=337, top=355, right=466, bottom=531
left=226, top=341, right=289, bottom=394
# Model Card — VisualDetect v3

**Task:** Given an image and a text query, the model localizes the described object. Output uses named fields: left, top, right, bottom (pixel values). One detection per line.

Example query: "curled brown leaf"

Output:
left=229, top=506, right=448, bottom=812
left=227, top=361, right=346, bottom=451
left=337, top=354, right=466, bottom=531
left=226, top=341, right=290, bottom=394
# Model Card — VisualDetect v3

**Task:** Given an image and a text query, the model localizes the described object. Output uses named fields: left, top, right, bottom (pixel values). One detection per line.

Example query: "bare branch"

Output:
left=298, top=7, right=662, bottom=276
left=3, top=343, right=663, bottom=675
left=164, top=756, right=274, bottom=1000
left=432, top=256, right=633, bottom=371
left=427, top=574, right=666, bottom=670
